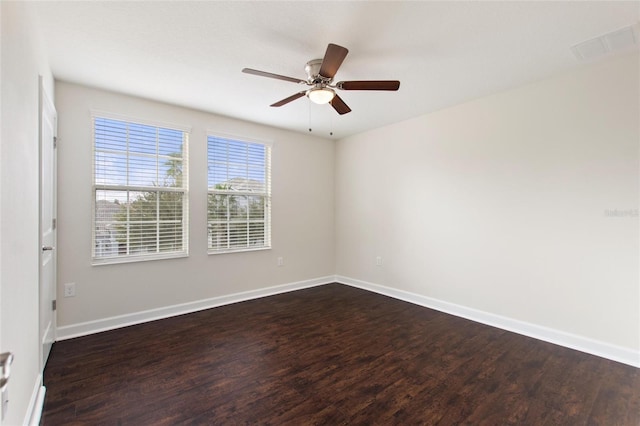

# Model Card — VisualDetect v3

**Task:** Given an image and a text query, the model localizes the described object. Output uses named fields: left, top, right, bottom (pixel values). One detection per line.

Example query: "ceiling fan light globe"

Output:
left=308, top=88, right=335, bottom=104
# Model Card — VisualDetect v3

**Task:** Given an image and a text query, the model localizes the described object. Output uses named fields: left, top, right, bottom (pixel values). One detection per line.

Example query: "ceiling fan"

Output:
left=242, top=43, right=400, bottom=115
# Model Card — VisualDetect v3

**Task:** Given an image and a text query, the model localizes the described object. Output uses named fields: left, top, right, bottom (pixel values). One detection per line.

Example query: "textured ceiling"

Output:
left=32, top=1, right=639, bottom=139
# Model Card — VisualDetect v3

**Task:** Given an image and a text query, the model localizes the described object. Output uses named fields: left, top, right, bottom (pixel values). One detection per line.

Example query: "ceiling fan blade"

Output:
left=270, top=91, right=306, bottom=107
left=330, top=94, right=351, bottom=115
left=319, top=43, right=349, bottom=79
left=242, top=68, right=306, bottom=84
left=337, top=80, right=401, bottom=91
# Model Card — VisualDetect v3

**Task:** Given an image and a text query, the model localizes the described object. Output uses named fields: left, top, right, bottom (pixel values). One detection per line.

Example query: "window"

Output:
left=207, top=135, right=271, bottom=253
left=93, top=116, right=189, bottom=264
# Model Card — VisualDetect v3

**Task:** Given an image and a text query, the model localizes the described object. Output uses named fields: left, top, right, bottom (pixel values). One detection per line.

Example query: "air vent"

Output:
left=571, top=25, right=638, bottom=61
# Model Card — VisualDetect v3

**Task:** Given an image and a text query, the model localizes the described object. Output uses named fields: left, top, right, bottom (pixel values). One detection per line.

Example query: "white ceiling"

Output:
left=31, top=1, right=639, bottom=139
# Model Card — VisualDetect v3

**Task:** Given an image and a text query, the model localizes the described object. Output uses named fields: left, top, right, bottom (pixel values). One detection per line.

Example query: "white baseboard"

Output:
left=336, top=275, right=640, bottom=368
left=55, top=274, right=639, bottom=368
left=24, top=377, right=45, bottom=426
left=56, top=276, right=334, bottom=340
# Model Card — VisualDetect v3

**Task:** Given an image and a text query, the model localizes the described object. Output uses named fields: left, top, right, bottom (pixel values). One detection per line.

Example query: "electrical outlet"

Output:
left=376, top=256, right=383, bottom=266
left=277, top=257, right=284, bottom=267
left=64, top=282, right=76, bottom=297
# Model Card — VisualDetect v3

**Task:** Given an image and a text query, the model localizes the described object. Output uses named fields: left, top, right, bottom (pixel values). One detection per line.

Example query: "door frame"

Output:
left=38, top=76, right=57, bottom=372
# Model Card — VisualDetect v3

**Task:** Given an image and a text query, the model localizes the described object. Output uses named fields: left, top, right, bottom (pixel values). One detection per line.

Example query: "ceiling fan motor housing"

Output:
left=305, top=59, right=331, bottom=84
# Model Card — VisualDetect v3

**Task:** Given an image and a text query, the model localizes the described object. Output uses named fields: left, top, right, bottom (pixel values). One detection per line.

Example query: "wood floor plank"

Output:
left=42, top=283, right=640, bottom=425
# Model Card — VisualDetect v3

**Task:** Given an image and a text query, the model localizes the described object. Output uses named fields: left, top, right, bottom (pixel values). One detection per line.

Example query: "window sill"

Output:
left=92, top=251, right=189, bottom=266
left=208, top=246, right=271, bottom=256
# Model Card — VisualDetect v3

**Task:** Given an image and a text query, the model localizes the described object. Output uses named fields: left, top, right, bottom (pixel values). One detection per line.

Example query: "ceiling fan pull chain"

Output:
left=330, top=109, right=334, bottom=136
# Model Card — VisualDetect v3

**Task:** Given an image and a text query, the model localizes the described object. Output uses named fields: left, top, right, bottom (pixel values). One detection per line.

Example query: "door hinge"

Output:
left=53, top=136, right=58, bottom=149
left=52, top=218, right=56, bottom=230
left=52, top=300, right=57, bottom=311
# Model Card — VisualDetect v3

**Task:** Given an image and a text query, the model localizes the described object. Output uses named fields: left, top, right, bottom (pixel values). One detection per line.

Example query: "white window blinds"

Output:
left=207, top=135, right=271, bottom=253
left=93, top=116, right=189, bottom=263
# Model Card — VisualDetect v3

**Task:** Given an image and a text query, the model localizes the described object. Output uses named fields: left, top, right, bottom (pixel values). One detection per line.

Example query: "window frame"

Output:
left=207, top=132, right=272, bottom=255
left=91, top=111, right=190, bottom=265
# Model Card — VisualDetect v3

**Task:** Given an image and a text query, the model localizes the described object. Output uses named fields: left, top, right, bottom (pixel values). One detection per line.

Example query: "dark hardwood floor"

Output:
left=42, top=283, right=639, bottom=425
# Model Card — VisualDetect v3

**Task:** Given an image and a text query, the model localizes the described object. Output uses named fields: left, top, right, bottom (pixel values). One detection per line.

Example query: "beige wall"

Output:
left=0, top=2, right=54, bottom=424
left=55, top=82, right=335, bottom=327
left=336, top=52, right=639, bottom=352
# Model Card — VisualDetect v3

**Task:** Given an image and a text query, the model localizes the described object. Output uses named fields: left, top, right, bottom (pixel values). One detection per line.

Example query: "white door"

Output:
left=39, top=78, right=57, bottom=370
